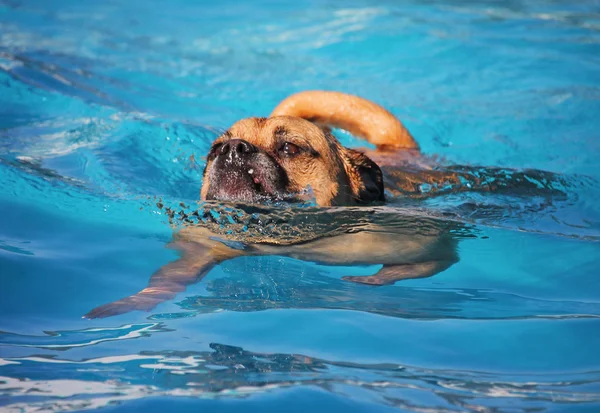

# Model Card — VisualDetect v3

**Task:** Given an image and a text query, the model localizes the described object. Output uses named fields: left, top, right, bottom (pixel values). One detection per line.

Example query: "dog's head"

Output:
left=200, top=116, right=384, bottom=206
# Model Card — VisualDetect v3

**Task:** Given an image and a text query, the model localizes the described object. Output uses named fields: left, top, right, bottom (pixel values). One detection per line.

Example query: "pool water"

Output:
left=1, top=0, right=600, bottom=412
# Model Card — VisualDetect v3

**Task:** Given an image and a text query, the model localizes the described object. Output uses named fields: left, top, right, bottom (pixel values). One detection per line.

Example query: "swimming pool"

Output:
left=1, top=0, right=600, bottom=411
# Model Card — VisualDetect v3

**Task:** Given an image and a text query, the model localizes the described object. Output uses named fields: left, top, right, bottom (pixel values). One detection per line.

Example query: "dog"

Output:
left=84, top=91, right=554, bottom=318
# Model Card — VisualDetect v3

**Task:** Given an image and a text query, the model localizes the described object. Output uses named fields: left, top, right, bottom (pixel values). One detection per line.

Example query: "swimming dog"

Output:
left=85, top=91, right=546, bottom=318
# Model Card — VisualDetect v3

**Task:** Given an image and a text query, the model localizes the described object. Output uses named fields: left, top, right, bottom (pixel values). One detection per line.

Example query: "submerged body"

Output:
left=86, top=208, right=459, bottom=318
left=175, top=211, right=457, bottom=266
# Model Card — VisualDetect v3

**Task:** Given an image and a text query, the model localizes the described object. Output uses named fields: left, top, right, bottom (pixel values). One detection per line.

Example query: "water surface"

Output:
left=1, top=0, right=600, bottom=412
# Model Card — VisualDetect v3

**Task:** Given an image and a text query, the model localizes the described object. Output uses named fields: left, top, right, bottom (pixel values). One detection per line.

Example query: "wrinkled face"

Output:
left=201, top=116, right=384, bottom=206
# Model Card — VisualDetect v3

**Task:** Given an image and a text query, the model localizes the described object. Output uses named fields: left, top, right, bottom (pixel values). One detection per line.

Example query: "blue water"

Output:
left=1, top=0, right=600, bottom=412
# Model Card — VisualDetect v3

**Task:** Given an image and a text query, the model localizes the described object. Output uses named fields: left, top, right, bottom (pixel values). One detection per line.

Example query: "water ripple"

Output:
left=1, top=1, right=600, bottom=412
left=0, top=323, right=163, bottom=350
left=169, top=262, right=600, bottom=321
left=1, top=343, right=599, bottom=413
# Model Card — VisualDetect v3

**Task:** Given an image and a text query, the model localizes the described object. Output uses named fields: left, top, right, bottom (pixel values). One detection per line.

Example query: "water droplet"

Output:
left=419, top=183, right=432, bottom=193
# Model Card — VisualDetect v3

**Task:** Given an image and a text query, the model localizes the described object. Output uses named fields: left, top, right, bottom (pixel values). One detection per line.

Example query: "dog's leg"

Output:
left=342, top=260, right=454, bottom=286
left=84, top=241, right=241, bottom=319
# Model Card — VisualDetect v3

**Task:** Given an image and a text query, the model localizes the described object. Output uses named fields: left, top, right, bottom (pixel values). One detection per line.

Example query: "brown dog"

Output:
left=85, top=91, right=542, bottom=318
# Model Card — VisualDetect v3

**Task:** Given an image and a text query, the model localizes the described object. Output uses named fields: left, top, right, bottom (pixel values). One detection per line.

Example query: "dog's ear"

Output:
left=339, top=147, right=385, bottom=204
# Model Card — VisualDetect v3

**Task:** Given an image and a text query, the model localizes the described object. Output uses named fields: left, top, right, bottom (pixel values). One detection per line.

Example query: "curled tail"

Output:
left=270, top=90, right=418, bottom=150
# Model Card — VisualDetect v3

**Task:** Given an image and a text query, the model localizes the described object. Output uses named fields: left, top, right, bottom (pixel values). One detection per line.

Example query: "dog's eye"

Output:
left=280, top=142, right=301, bottom=157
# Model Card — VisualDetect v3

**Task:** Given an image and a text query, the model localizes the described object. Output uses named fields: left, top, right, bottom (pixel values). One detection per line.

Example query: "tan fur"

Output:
left=201, top=116, right=366, bottom=206
left=270, top=90, right=418, bottom=150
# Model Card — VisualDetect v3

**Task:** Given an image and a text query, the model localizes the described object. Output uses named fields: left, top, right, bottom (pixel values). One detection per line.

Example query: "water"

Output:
left=1, top=0, right=600, bottom=411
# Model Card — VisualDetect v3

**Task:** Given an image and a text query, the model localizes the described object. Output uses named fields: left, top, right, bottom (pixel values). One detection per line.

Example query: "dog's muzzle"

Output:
left=205, top=139, right=290, bottom=203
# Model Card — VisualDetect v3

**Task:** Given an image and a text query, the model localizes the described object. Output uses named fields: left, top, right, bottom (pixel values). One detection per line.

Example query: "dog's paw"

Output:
left=342, top=275, right=389, bottom=286
left=83, top=296, right=156, bottom=319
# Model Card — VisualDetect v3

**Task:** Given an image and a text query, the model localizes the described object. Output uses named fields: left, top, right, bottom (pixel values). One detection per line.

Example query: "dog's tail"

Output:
left=270, top=90, right=418, bottom=150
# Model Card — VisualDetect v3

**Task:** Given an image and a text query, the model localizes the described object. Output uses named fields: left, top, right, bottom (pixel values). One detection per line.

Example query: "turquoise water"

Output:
left=1, top=0, right=600, bottom=412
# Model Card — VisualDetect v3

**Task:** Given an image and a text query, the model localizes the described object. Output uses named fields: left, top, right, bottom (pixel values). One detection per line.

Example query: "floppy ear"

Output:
left=340, top=147, right=385, bottom=204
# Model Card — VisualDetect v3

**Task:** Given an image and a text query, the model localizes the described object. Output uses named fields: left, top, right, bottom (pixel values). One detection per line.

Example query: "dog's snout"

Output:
left=219, top=139, right=256, bottom=157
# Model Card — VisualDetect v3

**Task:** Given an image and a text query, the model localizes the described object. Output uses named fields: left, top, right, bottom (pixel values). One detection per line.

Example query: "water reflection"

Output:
left=161, top=256, right=600, bottom=321
left=0, top=323, right=164, bottom=350
left=2, top=342, right=599, bottom=413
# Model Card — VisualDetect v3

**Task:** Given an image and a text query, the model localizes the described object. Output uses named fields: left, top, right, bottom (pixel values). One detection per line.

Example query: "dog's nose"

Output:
left=219, top=139, right=256, bottom=157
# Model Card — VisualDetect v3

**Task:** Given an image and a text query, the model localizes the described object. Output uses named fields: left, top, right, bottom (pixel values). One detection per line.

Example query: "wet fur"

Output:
left=201, top=116, right=385, bottom=206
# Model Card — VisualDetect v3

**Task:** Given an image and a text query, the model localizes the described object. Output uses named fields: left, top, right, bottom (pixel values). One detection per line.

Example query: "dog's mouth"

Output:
left=247, top=168, right=270, bottom=195
left=205, top=153, right=291, bottom=204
